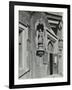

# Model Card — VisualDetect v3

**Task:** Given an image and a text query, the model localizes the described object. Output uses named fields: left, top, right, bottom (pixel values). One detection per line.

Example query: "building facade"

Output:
left=19, top=11, right=63, bottom=79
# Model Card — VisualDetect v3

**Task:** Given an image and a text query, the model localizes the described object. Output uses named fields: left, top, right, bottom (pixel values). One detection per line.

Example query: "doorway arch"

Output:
left=48, top=41, right=54, bottom=75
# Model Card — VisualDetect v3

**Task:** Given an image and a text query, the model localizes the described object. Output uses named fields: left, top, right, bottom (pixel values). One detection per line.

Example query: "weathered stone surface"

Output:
left=19, top=11, right=63, bottom=79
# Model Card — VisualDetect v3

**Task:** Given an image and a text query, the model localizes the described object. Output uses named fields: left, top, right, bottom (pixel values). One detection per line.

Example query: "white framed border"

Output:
left=14, top=5, right=67, bottom=85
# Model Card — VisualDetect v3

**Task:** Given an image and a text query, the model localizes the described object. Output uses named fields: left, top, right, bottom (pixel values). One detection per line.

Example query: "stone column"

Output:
left=58, top=54, right=63, bottom=76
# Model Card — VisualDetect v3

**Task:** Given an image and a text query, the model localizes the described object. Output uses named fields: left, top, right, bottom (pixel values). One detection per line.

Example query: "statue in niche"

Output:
left=36, top=20, right=45, bottom=57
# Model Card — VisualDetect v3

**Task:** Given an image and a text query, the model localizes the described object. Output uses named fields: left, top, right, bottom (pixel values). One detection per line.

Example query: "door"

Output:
left=50, top=53, right=53, bottom=75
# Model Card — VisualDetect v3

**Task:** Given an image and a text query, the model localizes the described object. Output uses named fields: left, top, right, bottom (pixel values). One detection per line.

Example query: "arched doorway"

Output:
left=48, top=41, right=54, bottom=75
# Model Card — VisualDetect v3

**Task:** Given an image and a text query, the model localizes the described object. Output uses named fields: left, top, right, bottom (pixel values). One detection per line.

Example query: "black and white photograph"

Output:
left=19, top=11, right=63, bottom=79
left=9, top=1, right=70, bottom=89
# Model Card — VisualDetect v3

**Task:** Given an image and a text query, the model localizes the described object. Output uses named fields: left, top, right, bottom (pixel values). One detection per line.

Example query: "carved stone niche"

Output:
left=35, top=18, right=46, bottom=57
